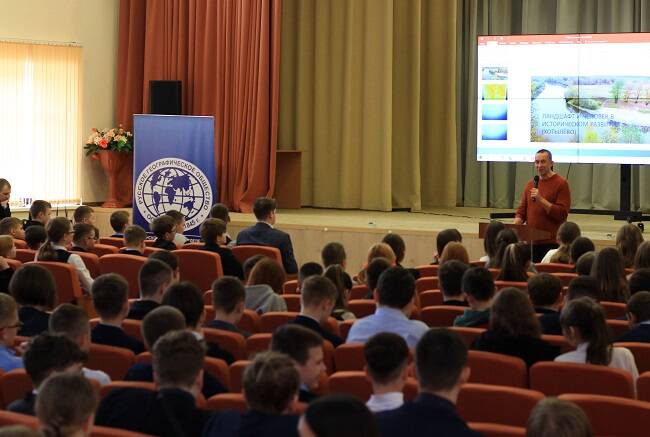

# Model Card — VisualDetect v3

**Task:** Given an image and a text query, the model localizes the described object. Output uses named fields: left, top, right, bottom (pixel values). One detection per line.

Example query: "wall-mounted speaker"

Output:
left=149, top=80, right=182, bottom=115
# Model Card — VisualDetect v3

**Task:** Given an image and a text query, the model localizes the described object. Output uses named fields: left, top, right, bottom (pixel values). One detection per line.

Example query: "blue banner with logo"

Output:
left=133, top=115, right=216, bottom=237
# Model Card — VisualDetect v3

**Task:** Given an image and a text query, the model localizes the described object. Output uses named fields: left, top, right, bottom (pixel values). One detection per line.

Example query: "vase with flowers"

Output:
left=84, top=126, right=134, bottom=208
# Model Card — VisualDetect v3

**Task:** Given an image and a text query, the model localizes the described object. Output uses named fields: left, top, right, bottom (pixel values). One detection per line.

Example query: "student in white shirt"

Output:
left=541, top=221, right=580, bottom=264
left=36, top=217, right=94, bottom=293
left=555, top=297, right=638, bottom=381
left=165, top=210, right=188, bottom=247
left=365, top=332, right=410, bottom=413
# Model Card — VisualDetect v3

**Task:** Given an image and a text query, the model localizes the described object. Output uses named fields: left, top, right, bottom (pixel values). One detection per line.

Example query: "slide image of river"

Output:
left=530, top=76, right=650, bottom=144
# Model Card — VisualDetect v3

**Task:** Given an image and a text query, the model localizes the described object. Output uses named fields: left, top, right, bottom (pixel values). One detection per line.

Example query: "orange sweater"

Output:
left=515, top=173, right=571, bottom=244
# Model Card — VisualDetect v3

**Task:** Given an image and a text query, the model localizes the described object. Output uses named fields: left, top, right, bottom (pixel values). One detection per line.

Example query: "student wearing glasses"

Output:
left=0, top=293, right=24, bottom=372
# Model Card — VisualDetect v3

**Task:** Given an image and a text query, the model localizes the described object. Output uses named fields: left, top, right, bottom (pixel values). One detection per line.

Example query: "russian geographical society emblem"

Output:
left=135, top=158, right=212, bottom=230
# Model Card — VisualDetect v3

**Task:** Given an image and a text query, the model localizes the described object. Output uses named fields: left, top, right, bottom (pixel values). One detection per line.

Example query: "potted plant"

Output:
left=84, top=126, right=134, bottom=208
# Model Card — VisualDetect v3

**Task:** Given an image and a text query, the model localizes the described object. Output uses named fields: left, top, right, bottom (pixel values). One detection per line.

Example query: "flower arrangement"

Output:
left=84, top=126, right=134, bottom=156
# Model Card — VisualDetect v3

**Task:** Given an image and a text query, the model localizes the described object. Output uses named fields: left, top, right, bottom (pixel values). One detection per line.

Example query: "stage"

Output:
left=91, top=206, right=622, bottom=272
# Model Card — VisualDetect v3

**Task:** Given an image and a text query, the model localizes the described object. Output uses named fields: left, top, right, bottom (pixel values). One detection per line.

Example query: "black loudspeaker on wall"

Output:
left=149, top=80, right=182, bottom=115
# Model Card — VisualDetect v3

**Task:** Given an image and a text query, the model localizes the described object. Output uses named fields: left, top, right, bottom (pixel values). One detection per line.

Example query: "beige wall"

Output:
left=0, top=0, right=120, bottom=202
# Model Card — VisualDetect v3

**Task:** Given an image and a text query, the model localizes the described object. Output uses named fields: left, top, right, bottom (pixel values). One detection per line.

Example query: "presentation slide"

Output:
left=477, top=33, right=650, bottom=164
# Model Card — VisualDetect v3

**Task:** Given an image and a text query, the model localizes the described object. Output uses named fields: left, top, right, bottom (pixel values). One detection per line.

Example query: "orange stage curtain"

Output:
left=116, top=0, right=281, bottom=212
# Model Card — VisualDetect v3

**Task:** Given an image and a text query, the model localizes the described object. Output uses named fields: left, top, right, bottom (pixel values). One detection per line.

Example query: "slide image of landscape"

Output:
left=482, top=104, right=508, bottom=120
left=530, top=75, right=650, bottom=144
left=483, top=83, right=507, bottom=100
left=482, top=67, right=508, bottom=80
left=482, top=124, right=508, bottom=141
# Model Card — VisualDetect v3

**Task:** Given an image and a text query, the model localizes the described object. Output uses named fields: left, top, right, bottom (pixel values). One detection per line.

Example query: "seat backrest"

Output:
left=350, top=284, right=370, bottom=300
left=449, top=327, right=486, bottom=347
left=98, top=254, right=147, bottom=299
left=245, top=333, right=272, bottom=358
left=0, top=409, right=38, bottom=428
left=347, top=299, right=376, bottom=318
left=30, top=261, right=83, bottom=303
left=231, top=245, right=282, bottom=265
left=283, top=279, right=299, bottom=294
left=205, top=392, right=247, bottom=412
left=488, top=268, right=500, bottom=279
left=282, top=294, right=301, bottom=312
left=259, top=311, right=299, bottom=333
left=602, top=301, right=628, bottom=320
left=419, top=290, right=444, bottom=307
left=558, top=393, right=650, bottom=437
left=238, top=309, right=261, bottom=333
left=203, top=328, right=246, bottom=361
left=174, top=249, right=223, bottom=290
left=99, top=381, right=156, bottom=399
left=203, top=290, right=213, bottom=305
left=204, top=357, right=230, bottom=390
left=13, top=240, right=28, bottom=250
left=328, top=371, right=372, bottom=401
left=6, top=259, right=21, bottom=270
left=99, top=237, right=125, bottom=248
left=122, top=319, right=144, bottom=342
left=71, top=250, right=100, bottom=278
left=415, top=276, right=439, bottom=293
left=637, top=371, right=650, bottom=402
left=607, top=319, right=630, bottom=339
left=420, top=305, right=467, bottom=327
left=467, top=350, right=528, bottom=388
left=14, top=249, right=36, bottom=263
left=550, top=272, right=578, bottom=286
left=87, top=343, right=136, bottom=381
left=530, top=361, right=635, bottom=398
left=494, top=281, right=527, bottom=291
left=468, top=422, right=526, bottom=437
left=339, top=319, right=355, bottom=341
left=229, top=360, right=252, bottom=393
left=90, top=244, right=119, bottom=257
left=334, top=343, right=366, bottom=371
left=615, top=342, right=650, bottom=374
left=143, top=246, right=162, bottom=256
left=415, top=265, right=439, bottom=278
left=457, top=383, right=544, bottom=427
left=540, top=334, right=574, bottom=354
left=1, top=369, right=32, bottom=406
left=182, top=242, right=204, bottom=250
left=534, top=263, right=575, bottom=273
left=90, top=425, right=154, bottom=437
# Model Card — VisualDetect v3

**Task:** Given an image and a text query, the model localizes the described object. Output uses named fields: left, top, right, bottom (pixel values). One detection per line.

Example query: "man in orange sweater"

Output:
left=514, top=149, right=571, bottom=263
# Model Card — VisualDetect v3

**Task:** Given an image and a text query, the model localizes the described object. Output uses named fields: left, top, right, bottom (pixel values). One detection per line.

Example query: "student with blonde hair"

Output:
left=542, top=221, right=581, bottom=264
left=526, top=397, right=593, bottom=437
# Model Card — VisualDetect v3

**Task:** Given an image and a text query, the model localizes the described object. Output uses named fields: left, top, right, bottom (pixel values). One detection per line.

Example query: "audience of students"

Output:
left=209, top=203, right=234, bottom=245
left=36, top=217, right=94, bottom=292
left=23, top=200, right=51, bottom=231
left=528, top=273, right=563, bottom=335
left=570, top=236, right=596, bottom=265
left=119, top=224, right=147, bottom=256
left=24, top=225, right=47, bottom=251
left=9, top=264, right=57, bottom=337
left=271, top=324, right=326, bottom=403
left=0, top=235, right=16, bottom=294
left=71, top=223, right=96, bottom=252
left=616, top=223, right=644, bottom=269
left=364, top=332, right=410, bottom=413
left=300, top=395, right=378, bottom=437
left=0, top=293, right=23, bottom=371
left=245, top=257, right=287, bottom=313
left=556, top=297, right=638, bottom=380
left=90, top=273, right=144, bottom=354
left=375, top=329, right=479, bottom=437
left=438, top=260, right=469, bottom=306
left=150, top=215, right=178, bottom=250
left=0, top=217, right=25, bottom=241
left=432, top=229, right=462, bottom=265
left=618, top=291, right=650, bottom=343
left=347, top=267, right=428, bottom=347
left=73, top=206, right=96, bottom=226
left=454, top=267, right=494, bottom=327
left=323, top=265, right=355, bottom=321
left=200, top=218, right=244, bottom=279
left=526, top=397, right=594, bottom=437
left=164, top=209, right=188, bottom=247
left=591, top=247, right=629, bottom=303
left=109, top=210, right=130, bottom=237
left=207, top=276, right=250, bottom=337
left=471, top=287, right=559, bottom=367
left=479, top=221, right=505, bottom=264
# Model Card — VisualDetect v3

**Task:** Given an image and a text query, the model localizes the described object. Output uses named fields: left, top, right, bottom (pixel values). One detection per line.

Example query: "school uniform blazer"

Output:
left=235, top=222, right=298, bottom=274
left=91, top=323, right=145, bottom=354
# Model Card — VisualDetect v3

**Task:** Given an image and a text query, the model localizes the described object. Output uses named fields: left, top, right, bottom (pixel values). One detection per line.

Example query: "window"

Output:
left=0, top=40, right=81, bottom=205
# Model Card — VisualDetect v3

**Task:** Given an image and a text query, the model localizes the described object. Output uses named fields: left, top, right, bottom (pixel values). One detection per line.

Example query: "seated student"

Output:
left=0, top=217, right=25, bottom=241
left=127, top=259, right=173, bottom=320
left=207, top=276, right=251, bottom=337
left=23, top=200, right=51, bottom=230
left=298, top=262, right=324, bottom=293
left=364, top=333, right=410, bottom=413
left=479, top=221, right=505, bottom=264
left=70, top=223, right=95, bottom=253
left=528, top=273, right=563, bottom=335
left=0, top=179, right=10, bottom=220
left=363, top=257, right=392, bottom=299
left=496, top=242, right=531, bottom=282
left=150, top=215, right=177, bottom=250
left=635, top=241, right=650, bottom=270
left=321, top=242, right=347, bottom=269
left=358, top=243, right=396, bottom=285
left=541, top=221, right=581, bottom=264
left=299, top=395, right=378, bottom=437
left=119, top=224, right=147, bottom=256
left=242, top=254, right=265, bottom=281
left=618, top=291, right=650, bottom=343
left=575, top=252, right=596, bottom=276
left=432, top=228, right=462, bottom=265
left=7, top=333, right=87, bottom=415
left=36, top=373, right=98, bottom=437
left=526, top=397, right=594, bottom=437
left=290, top=276, right=344, bottom=347
left=592, top=247, right=630, bottom=303
left=439, top=242, right=470, bottom=265
left=204, top=351, right=301, bottom=437
left=36, top=217, right=93, bottom=293
left=566, top=276, right=600, bottom=302
left=73, top=205, right=95, bottom=226
left=486, top=228, right=520, bottom=270
left=161, top=281, right=234, bottom=363
left=0, top=294, right=23, bottom=371
left=109, top=210, right=130, bottom=237
left=148, top=250, right=181, bottom=282
left=200, top=218, right=244, bottom=279
left=629, top=268, right=650, bottom=296
left=471, top=288, right=559, bottom=367
left=323, top=265, right=355, bottom=321
left=347, top=267, right=428, bottom=348
left=0, top=235, right=16, bottom=294
left=556, top=297, right=638, bottom=381
left=271, top=324, right=326, bottom=403
left=246, top=257, right=287, bottom=314
left=96, top=331, right=212, bottom=436
left=49, top=303, right=111, bottom=385
left=453, top=267, right=495, bottom=328
left=376, top=329, right=480, bottom=437
left=438, top=260, right=469, bottom=306
left=165, top=209, right=188, bottom=247
left=382, top=233, right=421, bottom=280
left=124, top=306, right=227, bottom=399
left=570, top=236, right=596, bottom=265
left=24, top=225, right=47, bottom=251
left=9, top=264, right=57, bottom=337
left=210, top=203, right=234, bottom=245
left=90, top=273, right=144, bottom=354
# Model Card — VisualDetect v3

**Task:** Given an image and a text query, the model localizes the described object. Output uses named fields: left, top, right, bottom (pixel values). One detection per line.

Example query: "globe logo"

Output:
left=135, top=158, right=213, bottom=230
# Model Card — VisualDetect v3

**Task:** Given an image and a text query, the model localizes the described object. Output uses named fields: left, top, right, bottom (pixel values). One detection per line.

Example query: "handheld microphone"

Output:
left=532, top=176, right=539, bottom=202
